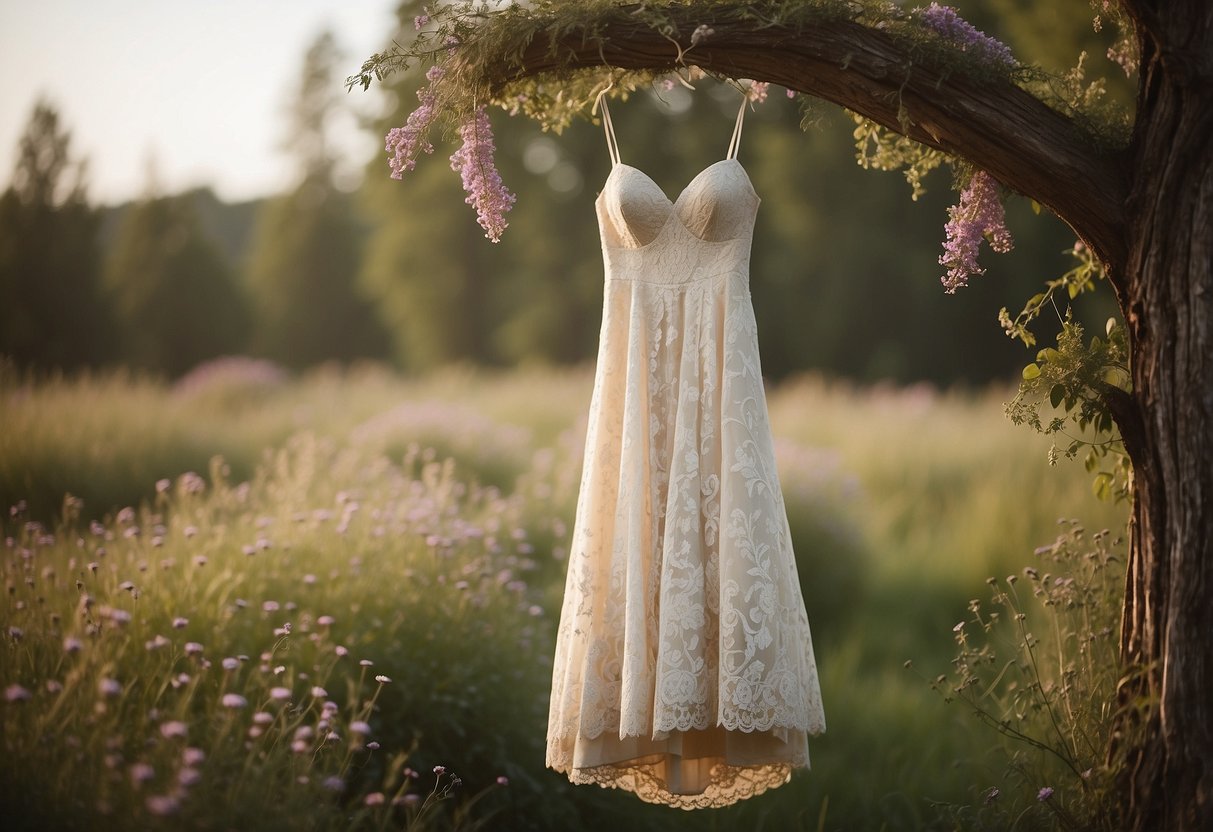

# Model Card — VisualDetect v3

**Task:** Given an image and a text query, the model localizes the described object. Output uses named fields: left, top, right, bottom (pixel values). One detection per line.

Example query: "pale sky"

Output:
left=0, top=0, right=399, bottom=205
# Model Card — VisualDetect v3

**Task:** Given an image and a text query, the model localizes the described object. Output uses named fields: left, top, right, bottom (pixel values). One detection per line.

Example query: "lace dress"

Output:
left=545, top=94, right=826, bottom=809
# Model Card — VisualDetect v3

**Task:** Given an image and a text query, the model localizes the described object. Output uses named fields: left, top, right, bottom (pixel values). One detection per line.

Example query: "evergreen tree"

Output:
left=104, top=187, right=250, bottom=376
left=0, top=99, right=112, bottom=370
left=246, top=30, right=388, bottom=368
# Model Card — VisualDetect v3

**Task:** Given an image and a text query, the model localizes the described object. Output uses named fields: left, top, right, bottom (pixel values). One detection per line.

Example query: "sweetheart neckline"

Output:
left=599, top=158, right=753, bottom=208
left=596, top=158, right=759, bottom=251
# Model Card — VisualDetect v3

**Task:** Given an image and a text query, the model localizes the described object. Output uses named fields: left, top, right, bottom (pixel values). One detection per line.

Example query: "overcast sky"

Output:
left=0, top=0, right=399, bottom=205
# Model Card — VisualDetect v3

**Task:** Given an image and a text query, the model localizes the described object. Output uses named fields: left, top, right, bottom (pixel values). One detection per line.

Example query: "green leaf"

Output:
left=1022, top=363, right=1041, bottom=380
left=1093, top=471, right=1114, bottom=501
left=1049, top=385, right=1065, bottom=409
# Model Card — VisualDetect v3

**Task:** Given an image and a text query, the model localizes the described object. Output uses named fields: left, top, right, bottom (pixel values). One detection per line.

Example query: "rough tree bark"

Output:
left=486, top=3, right=1212, bottom=829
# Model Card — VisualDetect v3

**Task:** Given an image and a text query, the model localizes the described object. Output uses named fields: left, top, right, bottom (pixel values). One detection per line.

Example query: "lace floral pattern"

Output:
left=547, top=154, right=825, bottom=809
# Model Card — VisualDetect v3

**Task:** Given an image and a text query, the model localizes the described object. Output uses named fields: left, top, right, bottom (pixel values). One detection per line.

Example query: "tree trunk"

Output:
left=1115, top=7, right=1213, bottom=828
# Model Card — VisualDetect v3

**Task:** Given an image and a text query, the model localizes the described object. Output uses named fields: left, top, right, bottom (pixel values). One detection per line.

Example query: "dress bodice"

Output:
left=596, top=160, right=760, bottom=250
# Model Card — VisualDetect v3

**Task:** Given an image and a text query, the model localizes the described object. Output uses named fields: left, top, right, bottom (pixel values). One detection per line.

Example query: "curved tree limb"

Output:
left=494, top=9, right=1131, bottom=276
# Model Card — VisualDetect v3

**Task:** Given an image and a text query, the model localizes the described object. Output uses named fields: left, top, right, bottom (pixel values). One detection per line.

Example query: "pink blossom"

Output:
left=221, top=693, right=247, bottom=709
left=449, top=107, right=516, bottom=242
left=386, top=65, right=445, bottom=178
left=747, top=81, right=769, bottom=103
left=270, top=686, right=292, bottom=701
left=160, top=721, right=188, bottom=739
left=99, top=678, right=122, bottom=697
left=146, top=795, right=179, bottom=815
left=5, top=684, right=31, bottom=702
left=939, top=170, right=1013, bottom=292
left=365, top=791, right=386, bottom=806
left=182, top=747, right=206, bottom=766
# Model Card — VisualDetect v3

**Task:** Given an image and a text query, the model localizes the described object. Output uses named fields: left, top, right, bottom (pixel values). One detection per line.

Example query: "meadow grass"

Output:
left=1, top=364, right=1128, bottom=830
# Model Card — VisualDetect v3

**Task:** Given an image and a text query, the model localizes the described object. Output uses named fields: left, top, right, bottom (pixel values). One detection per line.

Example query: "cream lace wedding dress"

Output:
left=545, top=94, right=826, bottom=809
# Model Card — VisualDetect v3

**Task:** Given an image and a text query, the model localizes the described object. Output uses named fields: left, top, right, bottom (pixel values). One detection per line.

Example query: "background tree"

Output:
left=0, top=99, right=113, bottom=370
left=104, top=182, right=250, bottom=376
left=246, top=30, right=389, bottom=368
left=354, top=1, right=1212, bottom=828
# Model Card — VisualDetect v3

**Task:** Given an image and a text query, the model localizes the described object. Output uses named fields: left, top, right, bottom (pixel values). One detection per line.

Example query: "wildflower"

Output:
left=160, top=721, right=188, bottom=740
left=496, top=775, right=509, bottom=786
left=156, top=479, right=171, bottom=494
left=449, top=106, right=516, bottom=242
left=64, top=636, right=83, bottom=653
left=401, top=793, right=421, bottom=806
left=939, top=170, right=1012, bottom=292
left=182, top=747, right=205, bottom=766
left=263, top=601, right=280, bottom=613
left=46, top=680, right=63, bottom=693
left=253, top=712, right=274, bottom=726
left=270, top=686, right=291, bottom=701
left=291, top=739, right=309, bottom=753
left=311, top=686, right=328, bottom=698
left=119, top=581, right=135, bottom=592
left=375, top=675, right=392, bottom=684
left=7, top=626, right=23, bottom=641
left=178, top=768, right=202, bottom=787
left=130, top=762, right=155, bottom=784
left=184, top=642, right=204, bottom=656
left=99, top=678, right=122, bottom=697
left=433, top=765, right=446, bottom=774
left=360, top=659, right=374, bottom=667
left=193, top=555, right=208, bottom=567
left=179, top=472, right=205, bottom=494
left=918, top=3, right=1016, bottom=68
left=322, top=775, right=344, bottom=792
left=221, top=693, right=248, bottom=709
left=747, top=81, right=770, bottom=103
left=350, top=721, right=372, bottom=735
left=173, top=617, right=189, bottom=629
left=183, top=525, right=198, bottom=538
left=413, top=14, right=429, bottom=30
left=5, top=684, right=31, bottom=702
left=335, top=645, right=349, bottom=657
left=146, top=794, right=179, bottom=815
left=366, top=741, right=380, bottom=750
left=386, top=65, right=444, bottom=178
left=317, top=615, right=334, bottom=626
left=1038, top=786, right=1054, bottom=801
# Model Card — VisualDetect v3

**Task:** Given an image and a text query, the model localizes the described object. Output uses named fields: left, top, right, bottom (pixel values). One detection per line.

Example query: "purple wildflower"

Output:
left=414, top=14, right=430, bottom=30
left=747, top=81, right=770, bottom=103
left=221, top=693, right=247, bottom=709
left=5, top=684, right=31, bottom=702
left=939, top=170, right=1013, bottom=293
left=449, top=106, right=516, bottom=242
left=1038, top=786, right=1055, bottom=801
left=918, top=3, right=1016, bottom=68
left=146, top=795, right=179, bottom=815
left=160, top=721, right=188, bottom=739
left=386, top=65, right=445, bottom=178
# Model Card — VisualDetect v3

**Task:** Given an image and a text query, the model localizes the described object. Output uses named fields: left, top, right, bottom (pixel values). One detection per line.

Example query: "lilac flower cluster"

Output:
left=449, top=106, right=516, bottom=243
left=918, top=3, right=1016, bottom=68
left=385, top=66, right=445, bottom=179
left=939, top=170, right=1013, bottom=293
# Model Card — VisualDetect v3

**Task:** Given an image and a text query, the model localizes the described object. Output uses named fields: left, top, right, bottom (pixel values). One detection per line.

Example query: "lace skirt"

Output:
left=545, top=269, right=826, bottom=809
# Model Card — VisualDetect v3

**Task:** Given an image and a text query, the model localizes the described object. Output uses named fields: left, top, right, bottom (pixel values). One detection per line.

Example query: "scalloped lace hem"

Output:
left=562, top=760, right=796, bottom=809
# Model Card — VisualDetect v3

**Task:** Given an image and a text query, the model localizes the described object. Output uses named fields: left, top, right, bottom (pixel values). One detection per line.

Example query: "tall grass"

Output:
left=1, top=364, right=1128, bottom=830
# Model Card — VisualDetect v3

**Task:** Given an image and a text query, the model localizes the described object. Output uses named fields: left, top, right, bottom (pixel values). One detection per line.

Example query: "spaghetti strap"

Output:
left=595, top=91, right=622, bottom=167
left=726, top=95, right=748, bottom=160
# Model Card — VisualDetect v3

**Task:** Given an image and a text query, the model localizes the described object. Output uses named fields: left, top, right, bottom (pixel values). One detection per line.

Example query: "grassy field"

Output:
left=0, top=362, right=1127, bottom=831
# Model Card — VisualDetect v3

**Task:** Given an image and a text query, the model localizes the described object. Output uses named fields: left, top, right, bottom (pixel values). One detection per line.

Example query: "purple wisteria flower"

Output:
left=386, top=65, right=445, bottom=178
left=939, top=170, right=1013, bottom=293
left=918, top=4, right=1015, bottom=68
left=449, top=106, right=516, bottom=242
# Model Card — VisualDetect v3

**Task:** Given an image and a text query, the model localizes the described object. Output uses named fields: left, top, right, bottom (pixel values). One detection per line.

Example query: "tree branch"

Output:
left=495, top=9, right=1131, bottom=276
